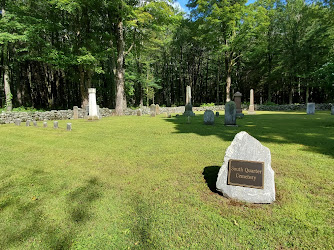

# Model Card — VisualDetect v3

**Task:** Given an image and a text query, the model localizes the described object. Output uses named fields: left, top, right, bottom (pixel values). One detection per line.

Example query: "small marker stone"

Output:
left=26, top=120, right=31, bottom=126
left=67, top=123, right=72, bottom=131
left=33, top=121, right=37, bottom=127
left=15, top=119, right=21, bottom=126
left=43, top=122, right=47, bottom=128
left=54, top=121, right=58, bottom=129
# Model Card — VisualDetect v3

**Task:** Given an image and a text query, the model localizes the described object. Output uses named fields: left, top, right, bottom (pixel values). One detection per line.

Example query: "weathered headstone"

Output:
left=168, top=114, right=172, bottom=118
left=204, top=110, right=214, bottom=125
left=73, top=106, right=79, bottom=119
left=183, top=85, right=195, bottom=117
left=234, top=92, right=244, bottom=118
left=248, top=89, right=256, bottom=114
left=15, top=119, right=21, bottom=126
left=43, top=121, right=47, bottom=128
left=26, top=120, right=31, bottom=127
left=331, top=105, right=334, bottom=115
left=84, top=105, right=89, bottom=119
left=54, top=121, right=58, bottom=129
left=307, top=103, right=315, bottom=115
left=67, top=123, right=72, bottom=131
left=150, top=104, right=156, bottom=117
left=155, top=104, right=160, bottom=115
left=216, top=131, right=275, bottom=203
left=225, top=101, right=237, bottom=126
left=33, top=121, right=37, bottom=127
left=97, top=105, right=101, bottom=119
left=88, top=88, right=99, bottom=120
left=187, top=116, right=191, bottom=124
left=137, top=109, right=142, bottom=116
left=216, top=112, right=219, bottom=117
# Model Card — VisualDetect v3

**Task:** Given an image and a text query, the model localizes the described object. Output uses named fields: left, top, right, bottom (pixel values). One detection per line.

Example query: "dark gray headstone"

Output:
left=216, top=112, right=219, bottom=117
left=225, top=101, right=237, bottom=126
left=183, top=103, right=195, bottom=117
left=216, top=131, right=275, bottom=203
left=204, top=110, right=214, bottom=125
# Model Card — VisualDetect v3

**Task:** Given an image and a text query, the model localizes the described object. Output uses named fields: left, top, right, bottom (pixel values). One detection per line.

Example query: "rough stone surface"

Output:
left=307, top=103, right=315, bottom=114
left=332, top=105, right=334, bottom=115
left=204, top=110, right=214, bottom=125
left=53, top=121, right=58, bottom=129
left=225, top=101, right=237, bottom=126
left=67, top=123, right=72, bottom=131
left=216, top=131, right=275, bottom=203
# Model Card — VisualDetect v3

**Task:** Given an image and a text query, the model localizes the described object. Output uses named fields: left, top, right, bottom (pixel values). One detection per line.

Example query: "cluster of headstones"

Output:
left=14, top=119, right=72, bottom=131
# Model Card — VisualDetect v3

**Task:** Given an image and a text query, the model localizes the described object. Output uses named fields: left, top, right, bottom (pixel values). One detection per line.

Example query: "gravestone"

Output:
left=187, top=116, right=191, bottom=124
left=88, top=88, right=99, bottom=120
left=331, top=105, right=334, bottom=115
left=234, top=92, right=244, bottom=118
left=183, top=85, right=195, bottom=116
left=225, top=101, right=237, bottom=126
left=216, top=112, right=219, bottom=117
left=43, top=122, right=47, bottom=128
left=67, top=123, right=72, bottom=131
left=97, top=105, right=101, bottom=119
left=15, top=119, right=21, bottom=126
left=73, top=106, right=79, bottom=119
left=216, top=131, right=275, bottom=203
left=155, top=104, right=160, bottom=115
left=54, top=121, right=58, bottom=129
left=26, top=120, right=31, bottom=126
left=248, top=89, right=256, bottom=114
left=84, top=105, right=89, bottom=119
left=307, top=103, right=315, bottom=115
left=137, top=109, right=142, bottom=116
left=33, top=121, right=37, bottom=127
left=150, top=104, right=156, bottom=117
left=204, top=110, right=214, bottom=125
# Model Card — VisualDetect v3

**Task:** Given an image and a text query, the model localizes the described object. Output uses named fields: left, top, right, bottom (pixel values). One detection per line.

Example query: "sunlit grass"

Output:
left=0, top=111, right=333, bottom=248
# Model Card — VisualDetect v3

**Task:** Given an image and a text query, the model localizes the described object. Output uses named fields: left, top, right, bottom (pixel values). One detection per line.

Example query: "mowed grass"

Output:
left=0, top=111, right=333, bottom=249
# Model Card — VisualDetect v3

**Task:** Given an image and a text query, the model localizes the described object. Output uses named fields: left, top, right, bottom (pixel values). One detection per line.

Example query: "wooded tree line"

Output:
left=1, top=0, right=333, bottom=113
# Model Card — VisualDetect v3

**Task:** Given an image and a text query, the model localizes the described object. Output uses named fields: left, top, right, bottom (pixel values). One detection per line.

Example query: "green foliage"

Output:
left=200, top=102, right=215, bottom=107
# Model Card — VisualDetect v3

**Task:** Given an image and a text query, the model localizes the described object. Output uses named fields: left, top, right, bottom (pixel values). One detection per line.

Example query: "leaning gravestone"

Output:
left=307, top=103, right=315, bottom=115
left=225, top=101, right=237, bottom=126
left=204, top=110, right=214, bottom=125
left=216, top=131, right=275, bottom=203
left=331, top=105, right=334, bottom=115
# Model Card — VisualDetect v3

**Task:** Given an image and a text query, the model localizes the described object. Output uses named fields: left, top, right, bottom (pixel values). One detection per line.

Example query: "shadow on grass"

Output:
left=164, top=112, right=334, bottom=158
left=0, top=176, right=103, bottom=249
left=202, top=166, right=220, bottom=193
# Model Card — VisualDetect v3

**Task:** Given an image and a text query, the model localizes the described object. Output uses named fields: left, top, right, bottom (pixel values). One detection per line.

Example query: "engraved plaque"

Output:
left=227, top=159, right=264, bottom=189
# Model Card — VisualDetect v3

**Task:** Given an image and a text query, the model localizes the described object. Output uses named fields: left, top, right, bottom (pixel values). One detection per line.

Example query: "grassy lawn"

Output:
left=0, top=111, right=333, bottom=249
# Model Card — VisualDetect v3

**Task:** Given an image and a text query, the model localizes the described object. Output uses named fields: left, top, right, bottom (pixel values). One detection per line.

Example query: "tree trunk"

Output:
left=2, top=7, right=12, bottom=111
left=115, top=16, right=125, bottom=115
left=225, top=52, right=232, bottom=103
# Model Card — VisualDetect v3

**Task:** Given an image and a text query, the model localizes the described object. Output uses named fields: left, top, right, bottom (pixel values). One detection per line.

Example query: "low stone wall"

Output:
left=1, top=103, right=332, bottom=124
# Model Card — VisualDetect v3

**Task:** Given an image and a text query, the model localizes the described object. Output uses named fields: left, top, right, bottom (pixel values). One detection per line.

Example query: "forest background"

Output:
left=0, top=0, right=333, bottom=115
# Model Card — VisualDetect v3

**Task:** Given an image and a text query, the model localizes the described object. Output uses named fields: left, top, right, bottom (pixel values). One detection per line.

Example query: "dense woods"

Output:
left=0, top=0, right=333, bottom=112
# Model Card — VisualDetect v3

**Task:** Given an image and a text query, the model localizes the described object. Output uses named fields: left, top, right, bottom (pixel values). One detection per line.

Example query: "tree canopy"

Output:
left=0, top=0, right=333, bottom=111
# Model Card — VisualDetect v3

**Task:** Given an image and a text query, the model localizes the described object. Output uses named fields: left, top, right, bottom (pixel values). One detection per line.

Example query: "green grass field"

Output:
left=0, top=111, right=333, bottom=249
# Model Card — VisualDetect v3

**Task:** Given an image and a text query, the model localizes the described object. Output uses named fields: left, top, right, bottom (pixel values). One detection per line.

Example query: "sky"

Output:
left=175, top=0, right=257, bottom=13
